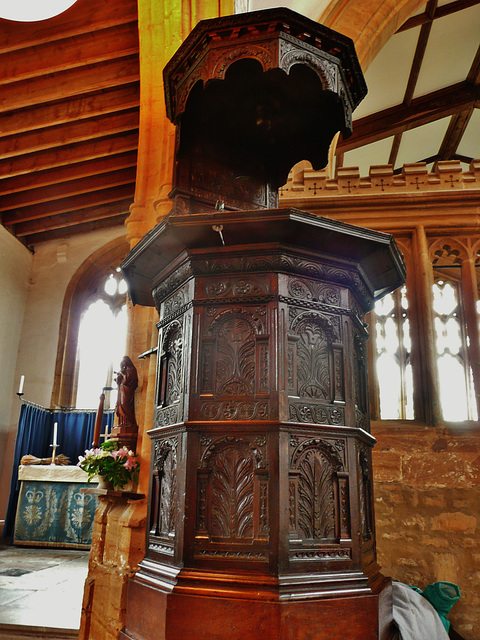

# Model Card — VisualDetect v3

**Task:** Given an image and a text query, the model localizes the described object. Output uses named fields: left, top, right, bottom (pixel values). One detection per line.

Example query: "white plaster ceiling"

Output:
left=341, top=0, right=480, bottom=176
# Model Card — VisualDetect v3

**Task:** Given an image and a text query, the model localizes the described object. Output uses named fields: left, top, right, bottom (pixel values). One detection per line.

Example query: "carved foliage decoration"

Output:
left=197, top=435, right=268, bottom=544
left=201, top=308, right=268, bottom=408
left=216, top=315, right=255, bottom=396
left=290, top=312, right=337, bottom=401
left=150, top=437, right=178, bottom=552
left=297, top=448, right=335, bottom=539
left=358, top=444, right=373, bottom=541
left=289, top=437, right=348, bottom=545
left=211, top=447, right=254, bottom=539
left=157, top=322, right=183, bottom=428
left=353, top=329, right=368, bottom=421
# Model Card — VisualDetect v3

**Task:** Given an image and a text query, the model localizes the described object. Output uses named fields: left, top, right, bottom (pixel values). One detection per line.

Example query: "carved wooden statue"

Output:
left=119, top=8, right=406, bottom=640
left=115, top=356, right=138, bottom=427
left=110, top=356, right=138, bottom=451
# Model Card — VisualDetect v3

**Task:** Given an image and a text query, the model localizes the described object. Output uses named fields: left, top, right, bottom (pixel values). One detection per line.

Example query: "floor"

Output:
left=0, top=542, right=89, bottom=638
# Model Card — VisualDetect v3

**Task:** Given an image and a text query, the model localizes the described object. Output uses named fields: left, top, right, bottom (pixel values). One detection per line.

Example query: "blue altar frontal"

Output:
left=14, top=465, right=98, bottom=549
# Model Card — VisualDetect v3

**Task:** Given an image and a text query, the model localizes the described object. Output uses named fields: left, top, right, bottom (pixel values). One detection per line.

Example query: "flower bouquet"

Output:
left=78, top=440, right=139, bottom=490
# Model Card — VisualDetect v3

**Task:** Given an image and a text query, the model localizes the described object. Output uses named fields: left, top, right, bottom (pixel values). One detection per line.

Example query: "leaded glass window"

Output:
left=374, top=286, right=413, bottom=419
left=75, top=272, right=128, bottom=409
left=433, top=277, right=477, bottom=421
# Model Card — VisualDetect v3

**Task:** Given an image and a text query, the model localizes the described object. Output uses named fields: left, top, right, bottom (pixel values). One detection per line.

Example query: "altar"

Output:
left=13, top=465, right=98, bottom=549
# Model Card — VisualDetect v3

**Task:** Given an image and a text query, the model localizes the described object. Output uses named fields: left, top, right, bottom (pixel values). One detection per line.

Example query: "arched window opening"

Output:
left=432, top=276, right=477, bottom=421
left=374, top=286, right=413, bottom=420
left=75, top=272, right=128, bottom=409
left=52, top=238, right=130, bottom=410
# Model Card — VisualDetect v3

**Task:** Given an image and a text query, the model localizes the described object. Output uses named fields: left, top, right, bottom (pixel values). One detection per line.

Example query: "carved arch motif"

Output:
left=203, top=308, right=266, bottom=397
left=158, top=321, right=183, bottom=408
left=150, top=437, right=178, bottom=544
left=289, top=437, right=347, bottom=543
left=429, top=238, right=469, bottom=265
left=289, top=311, right=337, bottom=401
left=197, top=435, right=268, bottom=542
left=280, top=49, right=337, bottom=92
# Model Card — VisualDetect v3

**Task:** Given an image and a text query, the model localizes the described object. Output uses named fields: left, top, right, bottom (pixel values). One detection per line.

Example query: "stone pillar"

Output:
left=412, top=225, right=442, bottom=425
left=79, top=2, right=233, bottom=638
left=461, top=257, right=480, bottom=417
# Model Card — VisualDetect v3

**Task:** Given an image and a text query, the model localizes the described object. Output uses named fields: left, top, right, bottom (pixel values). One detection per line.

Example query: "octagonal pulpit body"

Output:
left=120, top=209, right=405, bottom=640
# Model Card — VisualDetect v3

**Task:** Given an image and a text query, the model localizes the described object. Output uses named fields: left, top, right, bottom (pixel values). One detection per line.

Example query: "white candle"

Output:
left=18, top=375, right=25, bottom=394
left=53, top=422, right=58, bottom=447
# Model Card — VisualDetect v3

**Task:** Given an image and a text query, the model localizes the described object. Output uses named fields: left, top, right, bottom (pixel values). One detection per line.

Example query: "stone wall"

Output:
left=372, top=422, right=480, bottom=639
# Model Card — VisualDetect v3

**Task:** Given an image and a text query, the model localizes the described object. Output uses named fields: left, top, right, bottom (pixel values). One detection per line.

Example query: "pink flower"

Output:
left=123, top=456, right=137, bottom=470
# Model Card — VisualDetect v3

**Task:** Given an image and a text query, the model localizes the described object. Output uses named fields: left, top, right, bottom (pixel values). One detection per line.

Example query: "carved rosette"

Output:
left=195, top=434, right=269, bottom=561
left=149, top=436, right=179, bottom=560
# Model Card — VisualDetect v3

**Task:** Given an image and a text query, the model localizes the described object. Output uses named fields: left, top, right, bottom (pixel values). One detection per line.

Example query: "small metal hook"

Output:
left=212, top=224, right=225, bottom=246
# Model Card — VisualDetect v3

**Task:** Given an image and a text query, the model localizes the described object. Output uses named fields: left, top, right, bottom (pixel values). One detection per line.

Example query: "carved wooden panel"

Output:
left=196, top=306, right=270, bottom=420
left=194, top=434, right=269, bottom=561
left=288, top=435, right=351, bottom=563
left=358, top=444, right=374, bottom=542
left=156, top=321, right=184, bottom=427
left=287, top=310, right=345, bottom=425
left=353, top=328, right=369, bottom=429
left=149, top=436, right=179, bottom=560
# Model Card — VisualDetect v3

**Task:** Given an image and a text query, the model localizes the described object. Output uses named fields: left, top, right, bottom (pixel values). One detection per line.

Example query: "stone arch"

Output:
left=429, top=237, right=470, bottom=265
left=51, top=236, right=129, bottom=408
left=319, top=0, right=426, bottom=69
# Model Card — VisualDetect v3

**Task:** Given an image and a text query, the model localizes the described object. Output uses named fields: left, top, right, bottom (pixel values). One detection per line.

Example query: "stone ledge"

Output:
left=280, top=160, right=480, bottom=198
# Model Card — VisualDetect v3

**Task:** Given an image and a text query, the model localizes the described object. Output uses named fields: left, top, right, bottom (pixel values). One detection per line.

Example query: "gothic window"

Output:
left=373, top=286, right=413, bottom=420
left=432, top=275, right=477, bottom=421
left=75, top=272, right=128, bottom=408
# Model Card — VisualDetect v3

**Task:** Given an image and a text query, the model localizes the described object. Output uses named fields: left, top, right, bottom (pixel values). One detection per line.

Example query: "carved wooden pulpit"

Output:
left=120, top=9, right=406, bottom=640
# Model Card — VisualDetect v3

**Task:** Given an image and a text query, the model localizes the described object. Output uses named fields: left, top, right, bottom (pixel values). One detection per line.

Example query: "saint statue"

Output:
left=115, top=356, right=138, bottom=427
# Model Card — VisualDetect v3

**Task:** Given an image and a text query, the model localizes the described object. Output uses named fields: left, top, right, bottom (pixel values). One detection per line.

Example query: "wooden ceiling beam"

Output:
left=21, top=214, right=129, bottom=248
left=453, top=152, right=474, bottom=163
left=0, top=151, right=137, bottom=196
left=13, top=200, right=133, bottom=236
left=0, top=0, right=138, bottom=53
left=388, top=133, right=402, bottom=167
left=438, top=108, right=474, bottom=160
left=403, top=2, right=435, bottom=106
left=0, top=132, right=139, bottom=178
left=2, top=184, right=135, bottom=224
left=2, top=23, right=138, bottom=85
left=0, top=84, right=139, bottom=138
left=0, top=167, right=137, bottom=211
left=0, top=55, right=139, bottom=113
left=397, top=0, right=480, bottom=32
left=0, top=109, right=139, bottom=159
left=467, top=43, right=480, bottom=84
left=338, top=82, right=480, bottom=153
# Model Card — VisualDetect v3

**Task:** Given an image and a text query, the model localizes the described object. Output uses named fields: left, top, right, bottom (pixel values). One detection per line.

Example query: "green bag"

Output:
left=415, top=582, right=461, bottom=632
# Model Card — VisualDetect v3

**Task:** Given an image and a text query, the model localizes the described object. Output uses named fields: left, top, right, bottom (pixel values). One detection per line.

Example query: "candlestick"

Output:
left=50, top=443, right=58, bottom=465
left=93, top=392, right=105, bottom=447
left=17, top=375, right=25, bottom=396
left=101, top=421, right=110, bottom=441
